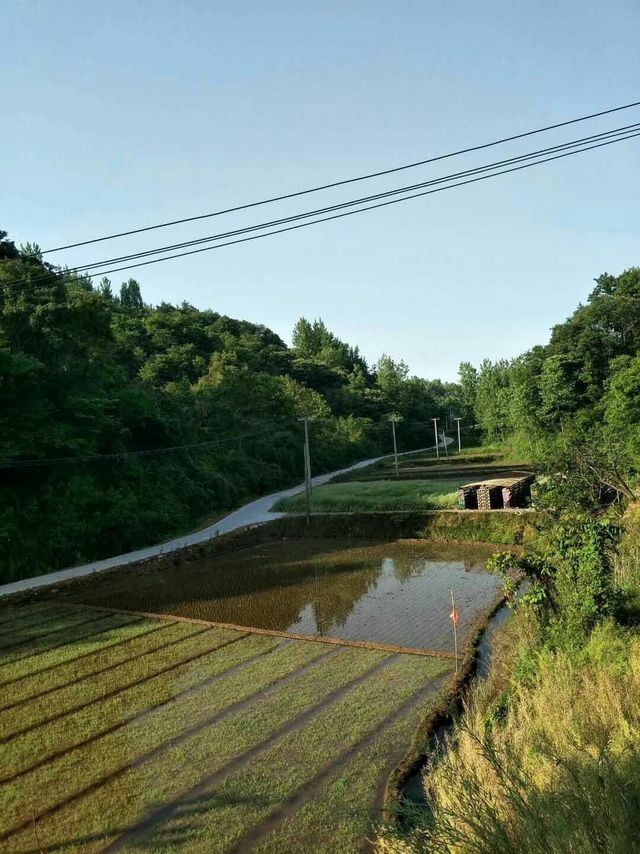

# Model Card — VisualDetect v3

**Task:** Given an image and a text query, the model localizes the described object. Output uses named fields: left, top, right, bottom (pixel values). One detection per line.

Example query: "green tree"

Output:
left=538, top=354, right=580, bottom=429
left=474, top=360, right=512, bottom=439
left=457, top=361, right=478, bottom=422
left=119, top=278, right=144, bottom=308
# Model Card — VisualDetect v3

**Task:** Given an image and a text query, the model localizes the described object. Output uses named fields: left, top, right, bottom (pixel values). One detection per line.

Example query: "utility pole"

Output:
left=454, top=417, right=463, bottom=453
left=298, top=416, right=313, bottom=525
left=432, top=418, right=440, bottom=460
left=389, top=414, right=403, bottom=477
left=442, top=429, right=449, bottom=458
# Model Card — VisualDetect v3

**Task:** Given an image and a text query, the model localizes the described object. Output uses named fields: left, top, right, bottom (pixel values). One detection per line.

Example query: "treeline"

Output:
left=0, top=230, right=462, bottom=581
left=384, top=269, right=640, bottom=853
left=461, top=267, right=640, bottom=507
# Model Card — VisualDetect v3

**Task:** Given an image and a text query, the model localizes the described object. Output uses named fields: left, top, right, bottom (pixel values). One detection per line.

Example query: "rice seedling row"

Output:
left=0, top=619, right=200, bottom=712
left=1, top=625, right=240, bottom=740
left=0, top=635, right=332, bottom=834
left=0, top=603, right=453, bottom=853
left=254, top=697, right=430, bottom=853
left=0, top=629, right=265, bottom=780
left=0, top=617, right=168, bottom=695
left=0, top=634, right=282, bottom=788
left=0, top=602, right=65, bottom=629
left=0, top=611, right=143, bottom=663
left=136, top=656, right=450, bottom=853
left=0, top=613, right=144, bottom=681
left=0, top=607, right=100, bottom=641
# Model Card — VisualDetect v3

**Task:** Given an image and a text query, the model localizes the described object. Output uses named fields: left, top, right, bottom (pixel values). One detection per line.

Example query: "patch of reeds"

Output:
left=378, top=613, right=640, bottom=853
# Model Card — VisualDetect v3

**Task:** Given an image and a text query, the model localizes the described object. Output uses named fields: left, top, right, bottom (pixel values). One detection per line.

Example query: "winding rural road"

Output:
left=0, top=444, right=446, bottom=599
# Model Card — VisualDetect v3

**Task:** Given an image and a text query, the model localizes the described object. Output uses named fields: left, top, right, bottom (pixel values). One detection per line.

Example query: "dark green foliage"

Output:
left=513, top=512, right=620, bottom=651
left=467, top=268, right=640, bottom=438
left=469, top=267, right=640, bottom=504
left=463, top=267, right=640, bottom=649
left=0, top=229, right=459, bottom=582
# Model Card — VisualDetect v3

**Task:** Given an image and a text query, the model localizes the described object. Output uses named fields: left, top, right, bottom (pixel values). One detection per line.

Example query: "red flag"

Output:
left=449, top=606, right=459, bottom=627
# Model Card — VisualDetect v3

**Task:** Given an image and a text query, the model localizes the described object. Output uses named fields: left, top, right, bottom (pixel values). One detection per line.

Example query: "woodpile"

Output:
left=458, top=475, right=533, bottom=510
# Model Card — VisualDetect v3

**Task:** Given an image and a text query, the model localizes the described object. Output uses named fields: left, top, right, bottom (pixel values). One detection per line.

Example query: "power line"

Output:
left=4, top=123, right=640, bottom=288
left=0, top=415, right=454, bottom=472
left=0, top=426, right=291, bottom=470
left=18, top=121, right=640, bottom=281
left=33, top=99, right=640, bottom=256
left=36, top=127, right=640, bottom=283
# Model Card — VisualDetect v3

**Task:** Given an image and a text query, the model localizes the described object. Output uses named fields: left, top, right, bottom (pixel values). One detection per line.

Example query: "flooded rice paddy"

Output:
left=71, top=539, right=503, bottom=653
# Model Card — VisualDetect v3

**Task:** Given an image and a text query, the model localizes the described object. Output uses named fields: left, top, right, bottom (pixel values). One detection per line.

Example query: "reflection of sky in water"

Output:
left=289, top=555, right=502, bottom=651
left=70, top=541, right=503, bottom=653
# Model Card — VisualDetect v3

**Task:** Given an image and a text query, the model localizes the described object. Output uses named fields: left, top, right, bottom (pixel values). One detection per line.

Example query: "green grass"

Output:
left=380, top=613, right=640, bottom=854
left=0, top=612, right=149, bottom=683
left=332, top=442, right=533, bottom=484
left=273, top=478, right=469, bottom=513
left=0, top=602, right=451, bottom=853
left=419, top=511, right=531, bottom=545
left=386, top=447, right=505, bottom=469
left=331, top=454, right=480, bottom=483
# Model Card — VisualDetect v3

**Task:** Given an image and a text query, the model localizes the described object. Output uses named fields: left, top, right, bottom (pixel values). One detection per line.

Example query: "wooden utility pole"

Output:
left=299, top=417, right=313, bottom=525
left=454, top=417, right=463, bottom=453
left=389, top=413, right=403, bottom=477
left=432, top=418, right=440, bottom=459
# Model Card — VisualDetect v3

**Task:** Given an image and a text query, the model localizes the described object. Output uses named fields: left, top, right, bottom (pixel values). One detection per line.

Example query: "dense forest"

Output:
left=0, top=229, right=462, bottom=581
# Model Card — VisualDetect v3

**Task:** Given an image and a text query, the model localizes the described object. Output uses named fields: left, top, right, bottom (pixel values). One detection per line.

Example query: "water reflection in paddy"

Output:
left=73, top=540, right=504, bottom=653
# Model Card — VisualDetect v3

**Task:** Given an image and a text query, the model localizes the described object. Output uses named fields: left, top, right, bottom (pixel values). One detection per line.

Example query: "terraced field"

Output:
left=273, top=478, right=468, bottom=513
left=0, top=601, right=453, bottom=853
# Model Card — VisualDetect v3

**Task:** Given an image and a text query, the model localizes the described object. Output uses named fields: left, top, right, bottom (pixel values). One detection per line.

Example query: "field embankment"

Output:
left=271, top=510, right=532, bottom=546
left=331, top=446, right=533, bottom=484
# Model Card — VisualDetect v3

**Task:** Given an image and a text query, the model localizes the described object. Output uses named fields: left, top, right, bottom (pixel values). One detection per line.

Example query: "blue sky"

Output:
left=3, top=1, right=639, bottom=380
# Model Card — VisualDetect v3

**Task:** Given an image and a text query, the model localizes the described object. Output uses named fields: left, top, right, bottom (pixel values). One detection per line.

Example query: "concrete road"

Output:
left=0, top=445, right=445, bottom=599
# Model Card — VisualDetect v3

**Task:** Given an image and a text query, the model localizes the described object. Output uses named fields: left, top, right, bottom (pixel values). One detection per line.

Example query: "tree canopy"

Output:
left=0, top=229, right=461, bottom=581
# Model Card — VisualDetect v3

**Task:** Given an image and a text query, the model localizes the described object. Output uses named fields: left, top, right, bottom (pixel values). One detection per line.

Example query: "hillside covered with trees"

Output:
left=383, top=266, right=640, bottom=853
left=4, top=221, right=640, bottom=588
left=462, top=267, right=640, bottom=507
left=0, top=230, right=462, bottom=581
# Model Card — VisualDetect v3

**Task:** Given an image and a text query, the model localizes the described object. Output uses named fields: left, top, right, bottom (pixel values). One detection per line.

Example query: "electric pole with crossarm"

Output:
left=388, top=413, right=403, bottom=476
left=298, top=416, right=314, bottom=525
left=432, top=417, right=440, bottom=459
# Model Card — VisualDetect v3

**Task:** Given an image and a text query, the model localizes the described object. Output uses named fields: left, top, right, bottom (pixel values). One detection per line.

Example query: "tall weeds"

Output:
left=380, top=617, right=640, bottom=853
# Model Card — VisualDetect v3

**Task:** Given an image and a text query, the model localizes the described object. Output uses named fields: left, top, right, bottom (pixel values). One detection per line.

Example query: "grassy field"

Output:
left=0, top=602, right=452, bottom=853
left=273, top=478, right=469, bottom=514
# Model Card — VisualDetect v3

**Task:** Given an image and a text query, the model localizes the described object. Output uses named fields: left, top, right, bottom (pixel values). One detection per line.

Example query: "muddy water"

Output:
left=399, top=601, right=513, bottom=812
left=72, top=539, right=502, bottom=653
